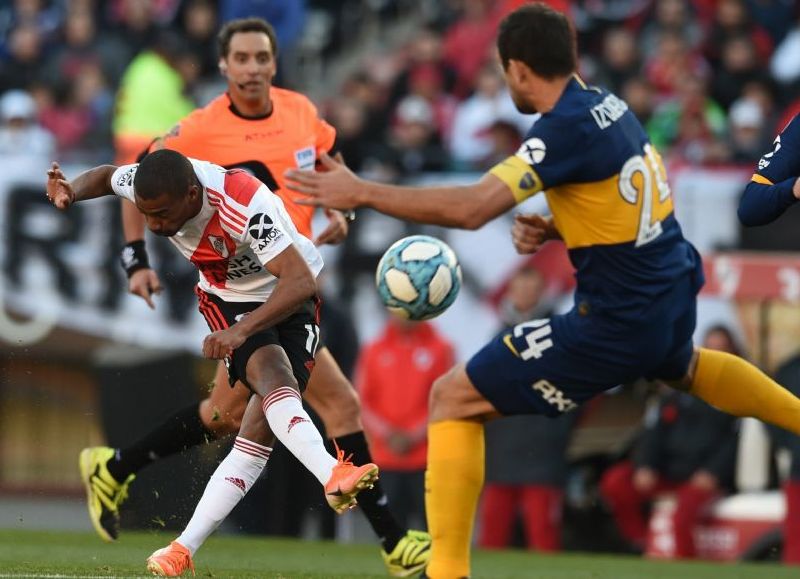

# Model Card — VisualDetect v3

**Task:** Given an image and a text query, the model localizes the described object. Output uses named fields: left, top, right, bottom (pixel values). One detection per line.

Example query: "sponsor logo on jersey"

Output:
left=116, top=167, right=136, bottom=187
left=208, top=235, right=229, bottom=258
left=226, top=254, right=262, bottom=280
left=248, top=213, right=284, bottom=249
left=531, top=379, right=577, bottom=413
left=516, top=138, right=547, bottom=165
left=287, top=415, right=310, bottom=433
left=294, top=146, right=316, bottom=170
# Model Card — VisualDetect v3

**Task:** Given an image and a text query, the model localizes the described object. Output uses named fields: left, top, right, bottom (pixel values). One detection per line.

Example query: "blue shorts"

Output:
left=466, top=278, right=697, bottom=417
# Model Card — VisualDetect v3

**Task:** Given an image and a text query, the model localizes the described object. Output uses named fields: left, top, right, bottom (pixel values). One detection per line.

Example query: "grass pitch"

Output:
left=0, top=529, right=796, bottom=578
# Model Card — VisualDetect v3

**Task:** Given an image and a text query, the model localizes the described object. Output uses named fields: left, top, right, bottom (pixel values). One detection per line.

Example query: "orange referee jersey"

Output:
left=155, top=88, right=336, bottom=239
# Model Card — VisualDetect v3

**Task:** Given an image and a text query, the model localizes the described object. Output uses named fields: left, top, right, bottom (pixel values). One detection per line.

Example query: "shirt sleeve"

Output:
left=488, top=118, right=582, bottom=204
left=314, top=115, right=337, bottom=156
left=241, top=186, right=295, bottom=266
left=738, top=114, right=800, bottom=226
left=110, top=164, right=139, bottom=202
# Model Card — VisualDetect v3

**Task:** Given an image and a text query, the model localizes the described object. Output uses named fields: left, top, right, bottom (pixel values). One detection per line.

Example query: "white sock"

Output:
left=262, top=386, right=337, bottom=484
left=176, top=437, right=271, bottom=554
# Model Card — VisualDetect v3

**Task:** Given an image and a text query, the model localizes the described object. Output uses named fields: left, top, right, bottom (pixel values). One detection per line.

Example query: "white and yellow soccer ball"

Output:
left=375, top=235, right=462, bottom=320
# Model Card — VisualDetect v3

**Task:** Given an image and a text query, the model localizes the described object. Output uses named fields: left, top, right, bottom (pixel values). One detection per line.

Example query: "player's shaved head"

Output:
left=497, top=2, right=576, bottom=79
left=217, top=17, right=278, bottom=59
left=134, top=149, right=196, bottom=200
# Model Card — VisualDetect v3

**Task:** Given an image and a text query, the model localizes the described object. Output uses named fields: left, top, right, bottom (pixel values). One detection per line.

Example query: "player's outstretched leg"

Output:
left=305, top=348, right=431, bottom=576
left=80, top=364, right=247, bottom=542
left=147, top=398, right=272, bottom=576
left=686, top=348, right=800, bottom=435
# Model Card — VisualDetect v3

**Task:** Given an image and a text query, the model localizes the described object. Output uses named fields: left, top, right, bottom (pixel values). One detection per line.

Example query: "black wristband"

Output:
left=120, top=240, right=150, bottom=278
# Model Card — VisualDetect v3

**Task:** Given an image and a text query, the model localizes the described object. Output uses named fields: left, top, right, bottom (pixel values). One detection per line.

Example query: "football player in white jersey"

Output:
left=46, top=149, right=378, bottom=577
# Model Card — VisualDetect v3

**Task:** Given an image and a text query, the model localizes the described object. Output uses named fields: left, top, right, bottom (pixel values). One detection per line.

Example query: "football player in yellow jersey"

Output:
left=287, top=4, right=800, bottom=577
left=78, top=17, right=430, bottom=577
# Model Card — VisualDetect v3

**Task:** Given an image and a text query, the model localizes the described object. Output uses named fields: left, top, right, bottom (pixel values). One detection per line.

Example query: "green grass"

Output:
left=0, top=529, right=796, bottom=578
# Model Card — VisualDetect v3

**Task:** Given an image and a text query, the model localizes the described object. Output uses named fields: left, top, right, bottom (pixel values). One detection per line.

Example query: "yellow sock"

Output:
left=425, top=420, right=484, bottom=579
left=691, top=348, right=800, bottom=435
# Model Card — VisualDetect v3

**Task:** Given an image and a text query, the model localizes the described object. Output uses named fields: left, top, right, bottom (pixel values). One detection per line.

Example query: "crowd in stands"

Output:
left=3, top=0, right=800, bottom=172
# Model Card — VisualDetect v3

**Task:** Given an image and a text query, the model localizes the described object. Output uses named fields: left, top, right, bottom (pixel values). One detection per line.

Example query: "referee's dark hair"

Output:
left=218, top=17, right=279, bottom=59
left=497, top=2, right=577, bottom=79
left=134, top=149, right=196, bottom=200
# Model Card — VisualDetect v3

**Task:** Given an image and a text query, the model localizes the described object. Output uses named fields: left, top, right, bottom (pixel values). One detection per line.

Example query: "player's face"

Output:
left=221, top=32, right=276, bottom=103
left=135, top=186, right=202, bottom=237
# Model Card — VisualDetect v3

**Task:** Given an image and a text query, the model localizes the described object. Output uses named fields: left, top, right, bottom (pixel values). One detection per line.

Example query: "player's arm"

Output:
left=738, top=177, right=800, bottom=226
left=201, top=245, right=317, bottom=359
left=739, top=115, right=800, bottom=226
left=287, top=154, right=517, bottom=230
left=46, top=162, right=117, bottom=209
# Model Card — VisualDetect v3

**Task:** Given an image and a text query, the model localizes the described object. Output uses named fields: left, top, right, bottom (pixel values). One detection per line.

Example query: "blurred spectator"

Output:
left=600, top=326, right=740, bottom=558
left=220, top=0, right=306, bottom=56
left=0, top=23, right=46, bottom=93
left=340, top=71, right=391, bottom=145
left=38, top=60, right=113, bottom=157
left=177, top=0, right=219, bottom=80
left=105, top=0, right=174, bottom=55
left=479, top=266, right=577, bottom=552
left=442, top=0, right=498, bottom=97
left=592, top=27, right=642, bottom=95
left=481, top=120, right=524, bottom=170
left=382, top=95, right=451, bottom=177
left=703, top=0, right=774, bottom=68
left=42, top=7, right=129, bottom=87
left=621, top=76, right=656, bottom=126
left=0, top=88, right=54, bottom=156
left=112, top=31, right=197, bottom=165
left=389, top=27, right=457, bottom=110
left=645, top=31, right=710, bottom=100
left=327, top=97, right=372, bottom=173
left=448, top=65, right=529, bottom=170
left=637, top=0, right=703, bottom=60
left=710, top=35, right=769, bottom=111
left=356, top=316, right=455, bottom=529
left=0, top=0, right=62, bottom=50
left=647, top=74, right=728, bottom=164
left=727, top=97, right=772, bottom=163
left=404, top=63, right=458, bottom=140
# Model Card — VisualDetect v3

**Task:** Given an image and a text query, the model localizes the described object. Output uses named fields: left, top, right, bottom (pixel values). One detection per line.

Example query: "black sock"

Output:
left=333, top=430, right=406, bottom=551
left=106, top=403, right=216, bottom=483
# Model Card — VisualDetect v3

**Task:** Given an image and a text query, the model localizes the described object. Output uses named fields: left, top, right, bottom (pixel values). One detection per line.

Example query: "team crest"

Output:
left=208, top=235, right=229, bottom=258
left=516, top=137, right=547, bottom=165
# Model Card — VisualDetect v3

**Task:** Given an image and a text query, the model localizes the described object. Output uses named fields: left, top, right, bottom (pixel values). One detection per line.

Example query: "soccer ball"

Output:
left=375, top=235, right=462, bottom=320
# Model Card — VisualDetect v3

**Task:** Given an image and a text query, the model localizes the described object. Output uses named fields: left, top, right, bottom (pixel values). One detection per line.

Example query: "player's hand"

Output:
left=285, top=153, right=362, bottom=210
left=46, top=162, right=75, bottom=210
left=203, top=328, right=246, bottom=360
left=511, top=213, right=557, bottom=254
left=689, top=470, right=718, bottom=492
left=128, top=268, right=163, bottom=309
left=632, top=467, right=658, bottom=493
left=314, top=208, right=349, bottom=245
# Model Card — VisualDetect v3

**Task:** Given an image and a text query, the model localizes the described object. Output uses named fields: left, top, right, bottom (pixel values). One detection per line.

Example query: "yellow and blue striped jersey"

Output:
left=491, top=77, right=703, bottom=318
